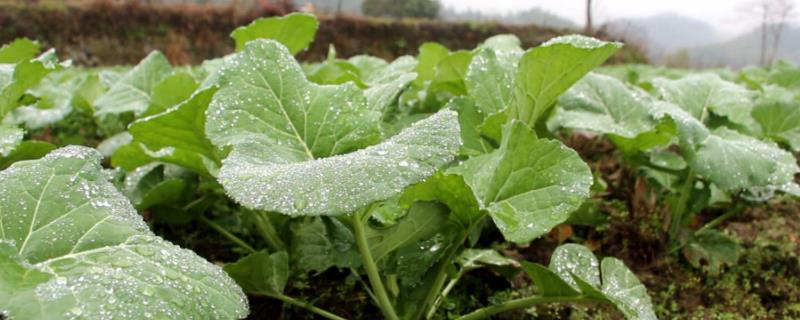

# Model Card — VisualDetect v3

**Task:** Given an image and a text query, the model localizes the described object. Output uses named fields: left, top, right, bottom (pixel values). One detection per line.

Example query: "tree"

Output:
left=362, top=0, right=440, bottom=19
left=740, top=0, right=796, bottom=66
left=585, top=0, right=593, bottom=34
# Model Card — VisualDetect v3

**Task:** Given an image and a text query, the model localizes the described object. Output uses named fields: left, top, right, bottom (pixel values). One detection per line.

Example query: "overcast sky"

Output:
left=440, top=0, right=800, bottom=37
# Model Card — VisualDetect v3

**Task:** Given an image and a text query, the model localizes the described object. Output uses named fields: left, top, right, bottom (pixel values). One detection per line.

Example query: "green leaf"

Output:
left=0, top=140, right=55, bottom=169
left=93, top=51, right=173, bottom=116
left=366, top=202, right=450, bottom=262
left=206, top=39, right=381, bottom=160
left=653, top=73, right=757, bottom=131
left=450, top=121, right=592, bottom=243
left=0, top=146, right=247, bottom=319
left=510, top=35, right=622, bottom=126
left=146, top=72, right=199, bottom=116
left=0, top=124, right=23, bottom=157
left=457, top=248, right=517, bottom=271
left=414, top=42, right=449, bottom=85
left=399, top=172, right=483, bottom=228
left=682, top=230, right=741, bottom=273
left=231, top=13, right=319, bottom=54
left=207, top=41, right=460, bottom=215
left=753, top=98, right=800, bottom=151
left=549, top=244, right=601, bottom=288
left=465, top=47, right=517, bottom=116
left=219, top=109, right=459, bottom=216
left=550, top=73, right=657, bottom=139
left=6, top=69, right=83, bottom=130
left=600, top=258, right=657, bottom=320
left=654, top=102, right=800, bottom=193
left=0, top=50, right=61, bottom=119
left=447, top=97, right=494, bottom=156
left=225, top=251, right=289, bottom=295
left=536, top=244, right=657, bottom=320
left=289, top=217, right=359, bottom=273
left=521, top=261, right=580, bottom=297
left=96, top=132, right=132, bottom=158
left=0, top=39, right=40, bottom=63
left=128, top=87, right=220, bottom=176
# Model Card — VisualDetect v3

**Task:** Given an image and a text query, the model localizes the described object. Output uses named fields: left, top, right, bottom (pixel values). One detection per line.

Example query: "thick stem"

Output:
left=266, top=293, right=349, bottom=320
left=253, top=211, right=286, bottom=252
left=198, top=215, right=257, bottom=254
left=669, top=169, right=695, bottom=242
left=351, top=212, right=400, bottom=320
left=415, top=231, right=470, bottom=320
left=457, top=295, right=600, bottom=320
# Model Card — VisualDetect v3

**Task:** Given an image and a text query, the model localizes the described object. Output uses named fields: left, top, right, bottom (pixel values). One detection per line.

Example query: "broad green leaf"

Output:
left=217, top=109, right=460, bottom=216
left=6, top=69, right=85, bottom=130
left=146, top=72, right=199, bottom=115
left=0, top=39, right=40, bottom=63
left=753, top=98, right=800, bottom=151
left=0, top=146, right=247, bottom=319
left=450, top=121, right=592, bottom=243
left=0, top=124, right=23, bottom=157
left=0, top=50, right=61, bottom=118
left=110, top=143, right=154, bottom=172
left=399, top=172, right=483, bottom=228
left=550, top=73, right=657, bottom=139
left=430, top=50, right=472, bottom=95
left=653, top=101, right=800, bottom=193
left=538, top=244, right=657, bottom=320
left=231, top=13, right=319, bottom=54
left=521, top=261, right=581, bottom=297
left=682, top=230, right=741, bottom=273
left=93, top=51, right=172, bottom=116
left=549, top=244, right=601, bottom=288
left=447, top=97, right=493, bottom=156
left=362, top=56, right=418, bottom=113
left=0, top=140, right=55, bottom=169
left=225, top=251, right=289, bottom=295
left=600, top=258, right=657, bottom=320
left=693, top=128, right=799, bottom=192
left=367, top=202, right=450, bottom=262
left=653, top=73, right=757, bottom=131
left=128, top=87, right=220, bottom=176
left=465, top=35, right=523, bottom=116
left=510, top=35, right=622, bottom=126
left=289, top=217, right=359, bottom=273
left=208, top=40, right=459, bottom=216
left=414, top=42, right=449, bottom=85
left=206, top=39, right=381, bottom=160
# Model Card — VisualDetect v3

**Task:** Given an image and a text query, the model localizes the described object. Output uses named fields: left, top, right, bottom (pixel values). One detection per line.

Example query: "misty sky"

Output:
left=441, top=0, right=800, bottom=36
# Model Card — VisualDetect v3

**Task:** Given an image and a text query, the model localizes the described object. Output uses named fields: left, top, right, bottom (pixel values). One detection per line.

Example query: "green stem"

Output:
left=415, top=231, right=470, bottom=320
left=350, top=268, right=379, bottom=306
left=198, top=215, right=257, bottom=254
left=456, top=295, right=601, bottom=320
left=253, top=211, right=286, bottom=252
left=351, top=210, right=400, bottom=320
left=696, top=205, right=743, bottom=234
left=265, top=293, right=349, bottom=320
left=669, top=169, right=695, bottom=243
left=426, top=273, right=462, bottom=319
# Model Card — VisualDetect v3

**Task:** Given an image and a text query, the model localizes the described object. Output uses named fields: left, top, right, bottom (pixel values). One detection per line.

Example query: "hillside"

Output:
left=687, top=25, right=800, bottom=68
left=605, top=13, right=721, bottom=63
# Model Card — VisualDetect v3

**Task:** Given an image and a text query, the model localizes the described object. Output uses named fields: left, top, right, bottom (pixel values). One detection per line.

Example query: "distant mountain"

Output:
left=686, top=25, right=800, bottom=68
left=605, top=13, right=722, bottom=63
left=440, top=7, right=578, bottom=29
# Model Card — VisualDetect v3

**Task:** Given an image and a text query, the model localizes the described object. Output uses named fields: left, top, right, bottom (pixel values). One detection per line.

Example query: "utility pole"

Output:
left=585, top=0, right=594, bottom=34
